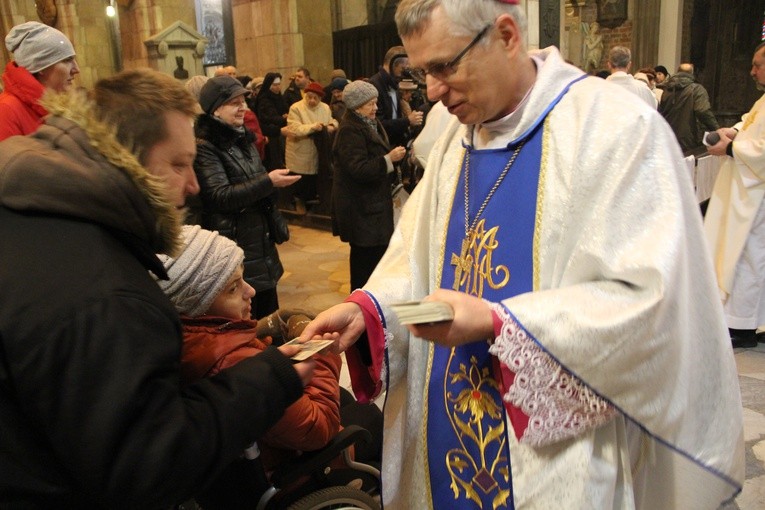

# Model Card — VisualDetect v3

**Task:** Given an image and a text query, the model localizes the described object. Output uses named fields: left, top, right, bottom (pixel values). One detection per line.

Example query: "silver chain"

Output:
left=463, top=141, right=525, bottom=236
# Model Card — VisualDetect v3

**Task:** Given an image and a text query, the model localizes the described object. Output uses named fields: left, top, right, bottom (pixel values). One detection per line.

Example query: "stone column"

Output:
left=658, top=0, right=683, bottom=72
left=232, top=0, right=334, bottom=85
left=633, top=0, right=661, bottom=69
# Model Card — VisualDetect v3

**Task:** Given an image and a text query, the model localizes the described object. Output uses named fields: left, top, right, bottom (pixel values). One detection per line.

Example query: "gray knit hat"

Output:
left=5, top=22, right=75, bottom=74
left=343, top=80, right=378, bottom=110
left=156, top=225, right=244, bottom=317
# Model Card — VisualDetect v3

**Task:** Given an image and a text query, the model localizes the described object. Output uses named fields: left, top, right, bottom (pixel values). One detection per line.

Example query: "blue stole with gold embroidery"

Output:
left=425, top=81, right=581, bottom=507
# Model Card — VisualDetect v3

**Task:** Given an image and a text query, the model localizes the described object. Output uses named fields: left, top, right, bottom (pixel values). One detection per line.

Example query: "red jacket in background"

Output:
left=244, top=109, right=267, bottom=161
left=179, top=315, right=342, bottom=471
left=0, top=61, right=47, bottom=142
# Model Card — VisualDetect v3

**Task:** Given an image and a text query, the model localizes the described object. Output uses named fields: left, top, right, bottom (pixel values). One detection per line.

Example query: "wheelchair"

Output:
left=183, top=423, right=382, bottom=510
left=256, top=424, right=381, bottom=510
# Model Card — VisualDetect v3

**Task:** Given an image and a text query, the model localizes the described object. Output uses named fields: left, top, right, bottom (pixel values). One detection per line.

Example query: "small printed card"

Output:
left=389, top=301, right=454, bottom=325
left=284, top=337, right=335, bottom=361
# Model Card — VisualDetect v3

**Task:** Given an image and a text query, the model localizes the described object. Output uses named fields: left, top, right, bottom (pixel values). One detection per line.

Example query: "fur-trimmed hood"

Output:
left=0, top=90, right=183, bottom=257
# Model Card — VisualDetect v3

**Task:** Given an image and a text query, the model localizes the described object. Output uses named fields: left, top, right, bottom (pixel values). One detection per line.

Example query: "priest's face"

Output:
left=751, top=47, right=765, bottom=91
left=403, top=7, right=525, bottom=125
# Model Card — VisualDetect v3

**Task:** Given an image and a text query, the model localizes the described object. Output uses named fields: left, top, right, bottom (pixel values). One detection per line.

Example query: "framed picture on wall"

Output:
left=597, top=0, right=628, bottom=29
left=195, top=0, right=235, bottom=67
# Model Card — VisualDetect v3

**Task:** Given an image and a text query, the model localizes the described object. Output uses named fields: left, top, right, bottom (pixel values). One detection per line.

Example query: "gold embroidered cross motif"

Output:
left=451, top=219, right=510, bottom=297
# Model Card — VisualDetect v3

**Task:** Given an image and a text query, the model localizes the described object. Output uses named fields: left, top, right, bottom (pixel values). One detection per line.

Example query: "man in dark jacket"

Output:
left=658, top=63, right=719, bottom=154
left=283, top=66, right=312, bottom=107
left=0, top=69, right=312, bottom=509
left=368, top=46, right=423, bottom=147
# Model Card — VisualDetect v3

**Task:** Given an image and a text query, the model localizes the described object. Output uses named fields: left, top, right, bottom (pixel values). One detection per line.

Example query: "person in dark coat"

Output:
left=0, top=68, right=311, bottom=508
left=283, top=66, right=311, bottom=107
left=368, top=46, right=423, bottom=147
left=194, top=75, right=300, bottom=318
left=332, top=80, right=407, bottom=290
left=658, top=63, right=719, bottom=154
left=254, top=72, right=289, bottom=170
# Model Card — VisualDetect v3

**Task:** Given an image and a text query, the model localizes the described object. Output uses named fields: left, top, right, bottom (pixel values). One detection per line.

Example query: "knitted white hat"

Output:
left=5, top=21, right=76, bottom=74
left=156, top=225, right=244, bottom=317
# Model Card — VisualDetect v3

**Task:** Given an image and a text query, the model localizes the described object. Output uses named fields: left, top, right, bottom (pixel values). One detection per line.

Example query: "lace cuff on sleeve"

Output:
left=488, top=303, right=617, bottom=447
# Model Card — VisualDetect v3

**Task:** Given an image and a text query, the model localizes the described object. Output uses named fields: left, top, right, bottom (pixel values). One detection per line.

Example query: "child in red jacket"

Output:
left=156, top=225, right=342, bottom=472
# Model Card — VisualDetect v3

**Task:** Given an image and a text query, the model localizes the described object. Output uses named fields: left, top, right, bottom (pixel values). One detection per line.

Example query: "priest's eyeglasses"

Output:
left=408, top=24, right=492, bottom=83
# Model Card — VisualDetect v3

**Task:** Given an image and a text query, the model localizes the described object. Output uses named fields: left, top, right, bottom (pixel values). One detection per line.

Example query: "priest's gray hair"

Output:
left=395, top=0, right=527, bottom=41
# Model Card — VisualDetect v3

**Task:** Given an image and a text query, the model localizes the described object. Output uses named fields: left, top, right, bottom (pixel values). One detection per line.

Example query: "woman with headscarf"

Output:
left=254, top=72, right=289, bottom=171
left=332, top=80, right=406, bottom=290
left=0, top=21, right=79, bottom=141
left=193, top=75, right=300, bottom=318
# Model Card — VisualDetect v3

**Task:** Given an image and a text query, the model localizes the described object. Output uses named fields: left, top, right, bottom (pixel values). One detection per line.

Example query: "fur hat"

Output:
left=5, top=21, right=75, bottom=74
left=343, top=80, right=378, bottom=110
left=330, top=69, right=347, bottom=80
left=249, top=76, right=265, bottom=90
left=156, top=225, right=244, bottom=317
left=198, top=75, right=250, bottom=115
left=304, top=81, right=325, bottom=97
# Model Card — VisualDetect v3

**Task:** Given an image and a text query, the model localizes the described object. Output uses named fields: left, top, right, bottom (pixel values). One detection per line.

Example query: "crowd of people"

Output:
left=0, top=0, right=761, bottom=507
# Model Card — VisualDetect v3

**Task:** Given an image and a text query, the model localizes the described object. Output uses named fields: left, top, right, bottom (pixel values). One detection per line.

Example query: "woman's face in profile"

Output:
left=356, top=98, right=378, bottom=120
left=37, top=56, right=79, bottom=93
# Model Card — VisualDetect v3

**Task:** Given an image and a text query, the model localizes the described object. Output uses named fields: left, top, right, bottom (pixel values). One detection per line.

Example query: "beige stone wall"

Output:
left=119, top=0, right=196, bottom=71
left=0, top=0, right=196, bottom=89
left=232, top=0, right=334, bottom=86
left=334, top=0, right=368, bottom=30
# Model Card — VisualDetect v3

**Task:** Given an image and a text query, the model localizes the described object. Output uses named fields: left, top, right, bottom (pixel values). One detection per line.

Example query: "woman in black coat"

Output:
left=254, top=72, right=289, bottom=170
left=332, top=80, right=406, bottom=290
left=194, top=76, right=300, bottom=318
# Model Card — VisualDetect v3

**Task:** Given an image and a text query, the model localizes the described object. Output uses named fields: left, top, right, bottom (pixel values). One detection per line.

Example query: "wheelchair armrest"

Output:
left=270, top=425, right=372, bottom=488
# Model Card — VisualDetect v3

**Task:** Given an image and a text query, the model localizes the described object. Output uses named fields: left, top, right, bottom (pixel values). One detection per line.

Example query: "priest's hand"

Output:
left=299, top=302, right=363, bottom=353
left=408, top=289, right=494, bottom=347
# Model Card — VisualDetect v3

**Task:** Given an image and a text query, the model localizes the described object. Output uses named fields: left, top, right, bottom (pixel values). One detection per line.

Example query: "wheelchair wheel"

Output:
left=286, top=485, right=380, bottom=510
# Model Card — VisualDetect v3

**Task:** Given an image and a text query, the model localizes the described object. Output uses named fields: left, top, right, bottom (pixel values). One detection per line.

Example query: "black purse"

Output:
left=262, top=198, right=290, bottom=244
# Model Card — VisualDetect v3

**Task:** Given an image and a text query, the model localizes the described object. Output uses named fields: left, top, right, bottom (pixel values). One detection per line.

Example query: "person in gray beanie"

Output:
left=341, top=79, right=379, bottom=110
left=156, top=225, right=246, bottom=317
left=0, top=21, right=79, bottom=141
left=331, top=79, right=406, bottom=290
left=155, top=224, right=343, bottom=509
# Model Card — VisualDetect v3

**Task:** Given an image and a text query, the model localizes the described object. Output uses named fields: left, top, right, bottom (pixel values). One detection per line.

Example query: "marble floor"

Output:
left=277, top=225, right=765, bottom=509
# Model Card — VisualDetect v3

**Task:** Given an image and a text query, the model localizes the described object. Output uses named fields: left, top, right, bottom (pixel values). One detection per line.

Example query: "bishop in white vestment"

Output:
left=303, top=2, right=744, bottom=508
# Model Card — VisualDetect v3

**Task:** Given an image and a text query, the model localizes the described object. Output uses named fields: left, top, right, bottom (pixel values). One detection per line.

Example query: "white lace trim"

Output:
left=488, top=303, right=616, bottom=447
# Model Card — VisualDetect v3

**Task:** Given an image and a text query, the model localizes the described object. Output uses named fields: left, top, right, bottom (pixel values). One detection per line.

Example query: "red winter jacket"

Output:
left=0, top=61, right=47, bottom=142
left=180, top=316, right=342, bottom=471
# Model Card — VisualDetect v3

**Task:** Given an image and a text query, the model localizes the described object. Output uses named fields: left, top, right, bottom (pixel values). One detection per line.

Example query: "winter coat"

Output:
left=369, top=67, right=410, bottom=147
left=243, top=109, right=267, bottom=161
left=180, top=316, right=342, bottom=471
left=254, top=88, right=288, bottom=169
left=0, top=61, right=47, bottom=141
left=194, top=114, right=285, bottom=292
left=285, top=99, right=338, bottom=175
left=0, top=92, right=303, bottom=508
left=332, top=110, right=394, bottom=246
left=283, top=79, right=303, bottom=107
left=658, top=71, right=719, bottom=153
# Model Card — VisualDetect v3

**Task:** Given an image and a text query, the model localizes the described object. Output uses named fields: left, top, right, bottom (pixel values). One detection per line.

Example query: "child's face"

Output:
left=206, top=265, right=255, bottom=320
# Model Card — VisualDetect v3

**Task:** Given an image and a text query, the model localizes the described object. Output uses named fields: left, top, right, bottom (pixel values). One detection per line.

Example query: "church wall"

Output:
left=232, top=0, right=334, bottom=86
